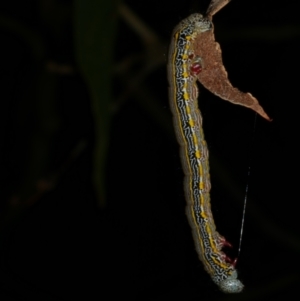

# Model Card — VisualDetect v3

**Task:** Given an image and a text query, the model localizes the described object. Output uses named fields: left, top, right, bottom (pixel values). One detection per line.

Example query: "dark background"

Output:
left=0, top=0, right=299, bottom=300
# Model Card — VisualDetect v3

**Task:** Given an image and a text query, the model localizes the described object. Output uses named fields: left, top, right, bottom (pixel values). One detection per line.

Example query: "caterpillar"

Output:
left=167, top=13, right=244, bottom=293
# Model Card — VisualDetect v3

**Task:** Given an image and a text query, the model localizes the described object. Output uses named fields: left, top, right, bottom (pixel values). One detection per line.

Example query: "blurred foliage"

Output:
left=74, top=0, right=118, bottom=206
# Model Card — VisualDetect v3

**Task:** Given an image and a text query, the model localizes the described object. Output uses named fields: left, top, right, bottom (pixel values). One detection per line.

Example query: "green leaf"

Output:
left=74, top=0, right=118, bottom=206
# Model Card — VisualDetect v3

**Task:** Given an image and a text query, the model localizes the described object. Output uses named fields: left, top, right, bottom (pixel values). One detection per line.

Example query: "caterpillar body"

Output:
left=167, top=13, right=244, bottom=293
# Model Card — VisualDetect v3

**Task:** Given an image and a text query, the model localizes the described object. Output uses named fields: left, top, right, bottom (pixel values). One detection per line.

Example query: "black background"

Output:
left=0, top=0, right=299, bottom=300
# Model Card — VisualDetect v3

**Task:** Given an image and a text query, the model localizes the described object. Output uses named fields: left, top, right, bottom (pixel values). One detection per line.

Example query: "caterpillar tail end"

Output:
left=219, top=278, right=244, bottom=293
left=214, top=269, right=244, bottom=293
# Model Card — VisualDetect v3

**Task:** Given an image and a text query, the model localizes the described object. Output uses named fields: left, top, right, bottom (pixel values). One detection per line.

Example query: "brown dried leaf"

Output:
left=206, top=0, right=231, bottom=17
left=192, top=22, right=271, bottom=121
